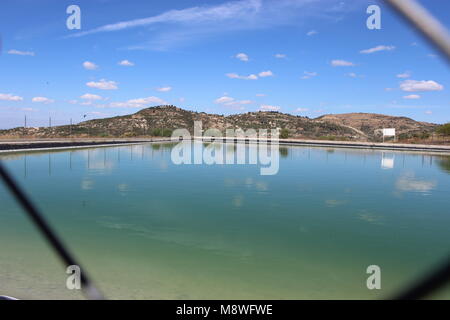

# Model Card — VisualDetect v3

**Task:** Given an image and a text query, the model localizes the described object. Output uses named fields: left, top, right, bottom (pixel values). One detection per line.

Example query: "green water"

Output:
left=0, top=142, right=449, bottom=299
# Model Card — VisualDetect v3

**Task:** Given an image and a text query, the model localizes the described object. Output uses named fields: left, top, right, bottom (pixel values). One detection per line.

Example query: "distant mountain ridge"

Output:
left=0, top=105, right=437, bottom=141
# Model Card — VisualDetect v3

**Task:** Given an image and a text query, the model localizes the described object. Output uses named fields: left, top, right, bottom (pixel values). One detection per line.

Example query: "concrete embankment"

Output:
left=194, top=137, right=450, bottom=154
left=1, top=137, right=450, bottom=154
left=0, top=138, right=174, bottom=153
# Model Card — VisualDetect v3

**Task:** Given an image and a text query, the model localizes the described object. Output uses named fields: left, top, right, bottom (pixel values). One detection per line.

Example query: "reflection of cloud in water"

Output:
left=117, top=184, right=129, bottom=193
left=396, top=172, right=436, bottom=193
left=159, top=160, right=168, bottom=170
left=325, top=199, right=347, bottom=207
left=97, top=219, right=253, bottom=259
left=81, top=179, right=94, bottom=190
left=255, top=181, right=268, bottom=192
left=357, top=210, right=383, bottom=224
left=232, top=195, right=244, bottom=207
left=225, top=177, right=268, bottom=193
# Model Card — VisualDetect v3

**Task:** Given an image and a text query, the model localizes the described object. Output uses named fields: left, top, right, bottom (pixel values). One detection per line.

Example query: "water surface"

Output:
left=0, top=142, right=449, bottom=299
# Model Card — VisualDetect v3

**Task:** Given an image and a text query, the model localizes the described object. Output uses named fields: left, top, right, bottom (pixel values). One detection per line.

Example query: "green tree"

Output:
left=280, top=128, right=289, bottom=139
left=436, top=123, right=450, bottom=136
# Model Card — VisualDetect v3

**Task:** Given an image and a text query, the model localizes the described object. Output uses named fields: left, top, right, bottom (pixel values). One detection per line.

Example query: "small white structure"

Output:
left=382, top=128, right=396, bottom=142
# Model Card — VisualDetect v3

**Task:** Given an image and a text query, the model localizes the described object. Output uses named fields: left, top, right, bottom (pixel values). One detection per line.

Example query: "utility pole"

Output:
left=70, top=118, right=72, bottom=137
left=24, top=115, right=27, bottom=136
left=49, top=117, right=51, bottom=128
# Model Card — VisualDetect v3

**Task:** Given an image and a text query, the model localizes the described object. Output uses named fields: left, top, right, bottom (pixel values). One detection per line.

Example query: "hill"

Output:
left=0, top=106, right=438, bottom=142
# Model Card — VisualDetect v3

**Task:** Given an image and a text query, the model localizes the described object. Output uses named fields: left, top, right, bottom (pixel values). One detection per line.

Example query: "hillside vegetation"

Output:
left=0, top=105, right=440, bottom=142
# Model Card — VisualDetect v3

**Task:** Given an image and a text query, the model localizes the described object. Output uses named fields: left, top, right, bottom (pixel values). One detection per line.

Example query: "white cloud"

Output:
left=400, top=80, right=444, bottom=92
left=306, top=30, right=317, bottom=36
left=260, top=105, right=280, bottom=111
left=7, top=49, right=35, bottom=56
left=32, top=96, right=54, bottom=103
left=68, top=99, right=78, bottom=104
left=68, top=0, right=360, bottom=51
left=346, top=72, right=357, bottom=78
left=118, top=60, right=135, bottom=66
left=86, top=79, right=118, bottom=90
left=226, top=73, right=258, bottom=80
left=235, top=53, right=249, bottom=62
left=258, top=70, right=273, bottom=77
left=397, top=72, right=411, bottom=79
left=295, top=108, right=309, bottom=112
left=156, top=86, right=172, bottom=92
left=425, top=110, right=433, bottom=114
left=274, top=53, right=286, bottom=59
left=104, top=96, right=166, bottom=108
left=215, top=96, right=252, bottom=109
left=403, top=94, right=420, bottom=100
left=83, top=61, right=99, bottom=70
left=360, top=45, right=395, bottom=54
left=331, top=59, right=355, bottom=67
left=301, top=71, right=318, bottom=79
left=256, top=93, right=266, bottom=97
left=215, top=96, right=234, bottom=104
left=80, top=93, right=103, bottom=100
left=0, top=93, right=23, bottom=101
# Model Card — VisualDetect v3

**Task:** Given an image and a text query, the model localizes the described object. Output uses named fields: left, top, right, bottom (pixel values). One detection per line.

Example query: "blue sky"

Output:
left=0, top=0, right=449, bottom=129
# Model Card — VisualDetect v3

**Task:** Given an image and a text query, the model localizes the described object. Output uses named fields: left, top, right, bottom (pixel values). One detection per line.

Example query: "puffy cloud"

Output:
left=400, top=80, right=443, bottom=92
left=0, top=93, right=23, bottom=101
left=403, top=94, right=420, bottom=99
left=274, top=53, right=286, bottom=59
left=235, top=53, right=249, bottom=62
left=226, top=73, right=258, bottom=80
left=118, top=60, right=135, bottom=66
left=215, top=96, right=234, bottom=104
left=260, top=105, right=280, bottom=111
left=295, top=108, right=309, bottom=112
left=86, top=79, right=118, bottom=90
left=32, top=96, right=54, bottom=103
left=104, top=96, right=166, bottom=108
left=156, top=86, right=172, bottom=92
left=215, top=96, right=252, bottom=110
left=396, top=72, right=411, bottom=79
left=7, top=49, right=35, bottom=56
left=83, top=61, right=98, bottom=70
left=360, top=45, right=395, bottom=54
left=331, top=59, right=355, bottom=67
left=425, top=110, right=433, bottom=115
left=258, top=70, right=273, bottom=77
left=80, top=93, right=103, bottom=100
left=306, top=30, right=317, bottom=36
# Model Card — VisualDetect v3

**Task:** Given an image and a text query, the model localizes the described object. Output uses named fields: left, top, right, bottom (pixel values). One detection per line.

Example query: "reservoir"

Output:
left=0, top=142, right=449, bottom=299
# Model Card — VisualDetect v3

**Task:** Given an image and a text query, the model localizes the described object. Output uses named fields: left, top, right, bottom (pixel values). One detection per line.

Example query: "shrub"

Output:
left=437, top=123, right=450, bottom=136
left=280, top=128, right=289, bottom=139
